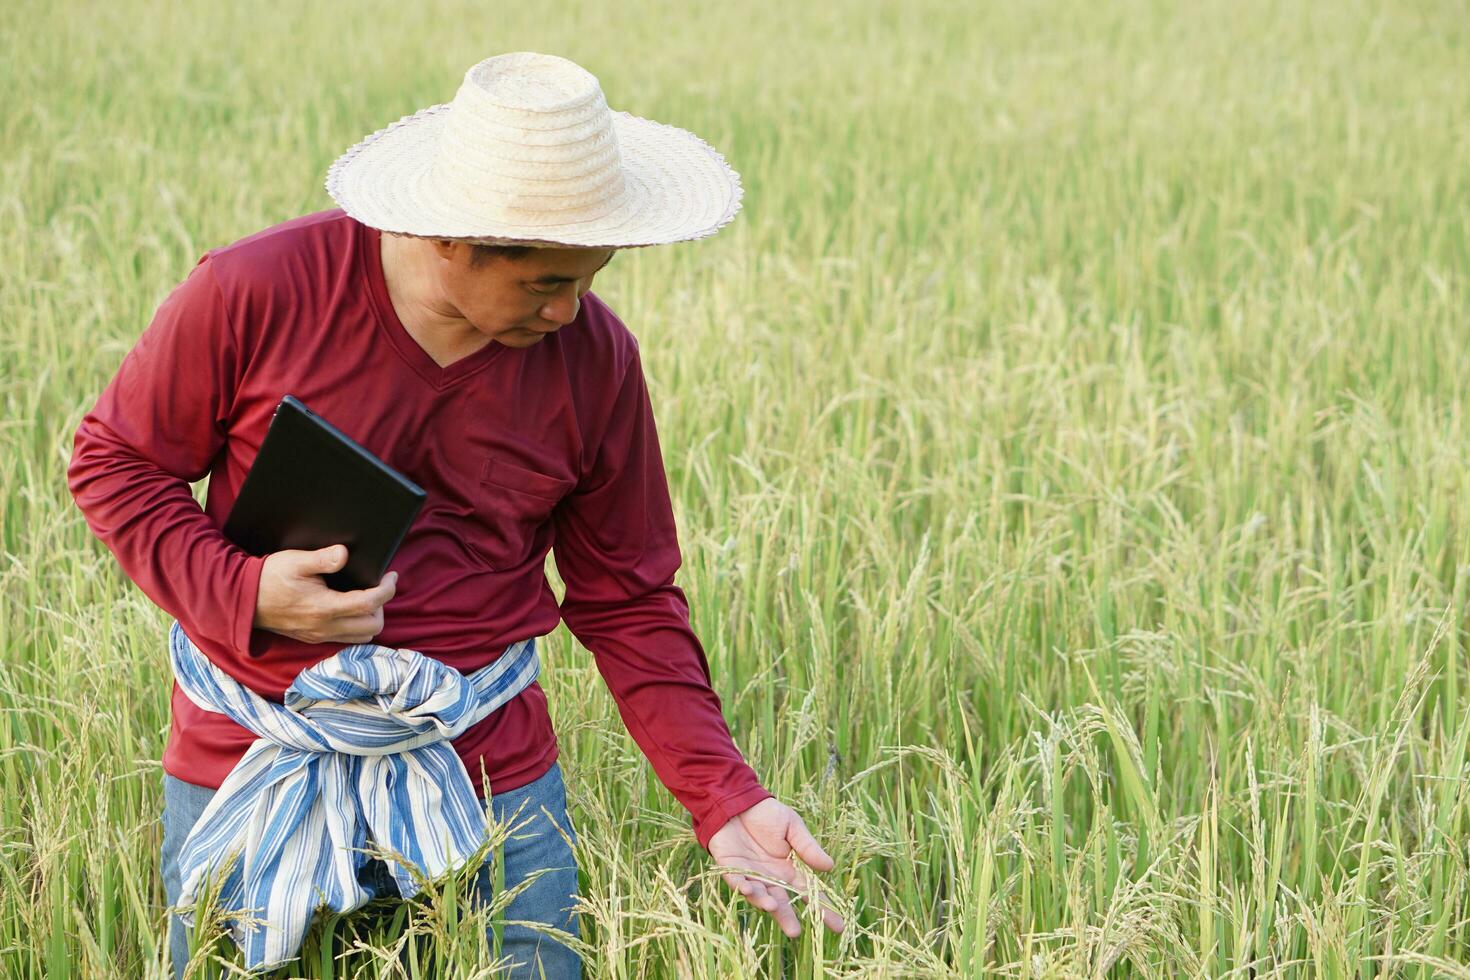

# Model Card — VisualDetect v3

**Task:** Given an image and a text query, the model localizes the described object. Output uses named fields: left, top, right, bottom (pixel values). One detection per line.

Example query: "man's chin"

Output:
left=497, top=329, right=546, bottom=347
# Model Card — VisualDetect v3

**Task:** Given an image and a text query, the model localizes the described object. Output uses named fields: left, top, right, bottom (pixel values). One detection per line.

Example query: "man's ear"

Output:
left=430, top=239, right=462, bottom=263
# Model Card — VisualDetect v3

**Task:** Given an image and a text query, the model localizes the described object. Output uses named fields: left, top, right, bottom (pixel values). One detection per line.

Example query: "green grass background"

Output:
left=3, top=0, right=1469, bottom=975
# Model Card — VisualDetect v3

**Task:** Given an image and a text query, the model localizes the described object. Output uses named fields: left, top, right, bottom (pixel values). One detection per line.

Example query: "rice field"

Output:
left=3, top=0, right=1469, bottom=975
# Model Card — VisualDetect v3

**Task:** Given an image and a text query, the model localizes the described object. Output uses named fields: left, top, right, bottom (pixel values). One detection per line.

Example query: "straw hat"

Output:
left=324, top=52, right=742, bottom=249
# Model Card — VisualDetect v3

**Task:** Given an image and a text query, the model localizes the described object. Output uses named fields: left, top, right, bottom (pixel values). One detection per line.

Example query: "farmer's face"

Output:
left=430, top=240, right=615, bottom=348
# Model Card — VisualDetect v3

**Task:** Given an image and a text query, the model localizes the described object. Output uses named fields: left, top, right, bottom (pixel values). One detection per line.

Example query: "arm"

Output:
left=551, top=346, right=773, bottom=848
left=70, top=253, right=416, bottom=671
left=66, top=253, right=266, bottom=669
left=551, top=346, right=844, bottom=937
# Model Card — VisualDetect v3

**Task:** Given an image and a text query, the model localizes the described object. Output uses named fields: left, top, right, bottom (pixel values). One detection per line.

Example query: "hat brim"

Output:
left=324, top=104, right=743, bottom=248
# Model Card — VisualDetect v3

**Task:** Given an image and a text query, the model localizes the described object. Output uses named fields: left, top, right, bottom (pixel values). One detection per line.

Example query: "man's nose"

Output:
left=540, top=293, right=580, bottom=326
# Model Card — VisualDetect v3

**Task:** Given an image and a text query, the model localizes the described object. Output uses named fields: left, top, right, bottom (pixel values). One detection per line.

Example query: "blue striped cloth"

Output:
left=166, top=619, right=540, bottom=973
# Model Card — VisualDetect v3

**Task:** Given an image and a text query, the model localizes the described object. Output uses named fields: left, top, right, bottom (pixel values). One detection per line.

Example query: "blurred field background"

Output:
left=3, top=0, right=1469, bottom=976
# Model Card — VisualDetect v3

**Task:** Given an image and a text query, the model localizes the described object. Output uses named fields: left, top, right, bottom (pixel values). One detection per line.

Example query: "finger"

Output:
left=374, top=571, right=399, bottom=603
left=722, top=871, right=764, bottom=905
left=765, top=881, right=801, bottom=938
left=331, top=576, right=396, bottom=618
left=312, top=544, right=349, bottom=572
left=790, top=886, right=846, bottom=934
left=772, top=863, right=845, bottom=935
left=751, top=881, right=783, bottom=915
left=786, top=815, right=834, bottom=872
left=727, top=867, right=803, bottom=938
left=722, top=871, right=749, bottom=893
left=734, top=876, right=780, bottom=914
left=332, top=612, right=385, bottom=643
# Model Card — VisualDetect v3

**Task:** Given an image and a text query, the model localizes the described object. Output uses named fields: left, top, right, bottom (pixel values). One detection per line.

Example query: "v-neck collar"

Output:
left=357, top=218, right=509, bottom=390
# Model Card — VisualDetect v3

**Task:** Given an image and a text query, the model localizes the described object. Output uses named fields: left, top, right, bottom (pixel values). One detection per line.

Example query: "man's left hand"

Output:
left=708, top=797, right=845, bottom=938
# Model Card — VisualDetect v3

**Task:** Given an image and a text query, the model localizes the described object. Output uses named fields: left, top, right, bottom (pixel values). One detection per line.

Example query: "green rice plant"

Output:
left=3, top=0, right=1469, bottom=975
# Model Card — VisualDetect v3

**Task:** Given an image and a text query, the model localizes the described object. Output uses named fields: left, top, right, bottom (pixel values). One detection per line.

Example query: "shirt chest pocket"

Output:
left=467, top=456, right=577, bottom=571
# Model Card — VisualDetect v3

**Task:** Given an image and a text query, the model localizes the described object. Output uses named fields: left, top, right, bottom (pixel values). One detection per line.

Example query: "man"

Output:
left=67, top=52, right=843, bottom=978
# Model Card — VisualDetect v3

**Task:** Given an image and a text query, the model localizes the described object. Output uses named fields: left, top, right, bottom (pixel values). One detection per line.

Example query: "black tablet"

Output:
left=222, top=394, right=427, bottom=592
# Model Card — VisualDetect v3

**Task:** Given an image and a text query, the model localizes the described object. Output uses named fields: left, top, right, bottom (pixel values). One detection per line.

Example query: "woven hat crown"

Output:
left=325, top=50, right=742, bottom=248
left=432, top=53, right=629, bottom=226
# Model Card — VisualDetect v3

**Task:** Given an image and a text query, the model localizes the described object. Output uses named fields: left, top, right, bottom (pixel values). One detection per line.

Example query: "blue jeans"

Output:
left=160, top=760, right=582, bottom=978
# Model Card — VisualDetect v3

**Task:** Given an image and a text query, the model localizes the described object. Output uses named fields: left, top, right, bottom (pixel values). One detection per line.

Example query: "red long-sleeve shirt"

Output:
left=66, top=207, right=771, bottom=849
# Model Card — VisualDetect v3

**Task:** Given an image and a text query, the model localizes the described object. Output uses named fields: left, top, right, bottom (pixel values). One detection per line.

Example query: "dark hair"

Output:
left=469, top=242, right=535, bottom=266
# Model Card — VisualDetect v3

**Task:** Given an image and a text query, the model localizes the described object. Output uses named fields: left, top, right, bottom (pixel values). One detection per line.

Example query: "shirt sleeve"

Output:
left=551, top=346, right=773, bottom=850
left=67, top=253, right=266, bottom=670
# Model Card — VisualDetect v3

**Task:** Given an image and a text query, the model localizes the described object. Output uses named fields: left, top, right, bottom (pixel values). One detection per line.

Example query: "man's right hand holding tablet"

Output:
left=251, top=544, right=398, bottom=645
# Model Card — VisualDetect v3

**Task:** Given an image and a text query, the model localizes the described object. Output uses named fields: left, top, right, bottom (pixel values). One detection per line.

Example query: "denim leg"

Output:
left=160, top=773, right=221, bottom=980
left=159, top=763, right=582, bottom=979
left=473, top=761, right=582, bottom=979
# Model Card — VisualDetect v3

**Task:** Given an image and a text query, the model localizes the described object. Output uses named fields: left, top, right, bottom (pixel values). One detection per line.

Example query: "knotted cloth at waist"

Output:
left=166, top=619, right=540, bottom=973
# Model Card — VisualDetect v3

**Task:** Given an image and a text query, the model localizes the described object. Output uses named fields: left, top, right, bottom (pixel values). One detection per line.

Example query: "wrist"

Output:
left=695, top=785, right=776, bottom=851
left=237, top=552, right=268, bottom=652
